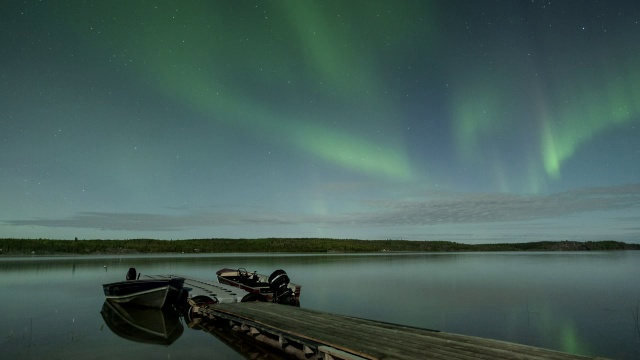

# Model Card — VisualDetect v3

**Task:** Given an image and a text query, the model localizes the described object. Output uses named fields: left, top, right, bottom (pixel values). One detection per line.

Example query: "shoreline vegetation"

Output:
left=0, top=238, right=639, bottom=255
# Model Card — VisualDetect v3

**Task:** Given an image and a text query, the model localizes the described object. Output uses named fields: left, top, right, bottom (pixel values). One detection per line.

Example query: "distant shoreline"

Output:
left=0, top=238, right=638, bottom=255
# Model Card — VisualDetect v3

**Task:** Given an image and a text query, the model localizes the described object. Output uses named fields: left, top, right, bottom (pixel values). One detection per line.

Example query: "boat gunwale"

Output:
left=103, top=277, right=185, bottom=308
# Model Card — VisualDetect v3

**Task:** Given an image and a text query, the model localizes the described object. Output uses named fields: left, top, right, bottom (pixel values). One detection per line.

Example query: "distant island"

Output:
left=0, top=238, right=638, bottom=255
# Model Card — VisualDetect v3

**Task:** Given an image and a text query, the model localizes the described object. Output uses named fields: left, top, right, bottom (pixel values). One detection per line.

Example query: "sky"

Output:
left=1, top=1, right=640, bottom=242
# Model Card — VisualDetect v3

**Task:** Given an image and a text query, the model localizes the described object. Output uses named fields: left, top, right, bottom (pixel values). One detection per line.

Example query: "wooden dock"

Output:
left=142, top=274, right=250, bottom=303
left=190, top=302, right=598, bottom=360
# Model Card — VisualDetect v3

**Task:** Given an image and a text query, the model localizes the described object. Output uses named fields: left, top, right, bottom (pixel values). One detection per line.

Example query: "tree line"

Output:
left=0, top=238, right=638, bottom=255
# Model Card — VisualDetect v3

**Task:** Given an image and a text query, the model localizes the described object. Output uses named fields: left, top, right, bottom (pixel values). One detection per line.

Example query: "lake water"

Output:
left=1, top=252, right=639, bottom=359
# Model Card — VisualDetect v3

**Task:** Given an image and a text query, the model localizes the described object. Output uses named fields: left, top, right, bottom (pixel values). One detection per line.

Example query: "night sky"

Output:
left=2, top=1, right=639, bottom=242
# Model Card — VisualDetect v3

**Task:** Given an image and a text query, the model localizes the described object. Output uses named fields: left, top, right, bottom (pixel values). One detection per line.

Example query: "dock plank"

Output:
left=142, top=274, right=249, bottom=303
left=205, top=302, right=595, bottom=360
left=212, top=304, right=508, bottom=359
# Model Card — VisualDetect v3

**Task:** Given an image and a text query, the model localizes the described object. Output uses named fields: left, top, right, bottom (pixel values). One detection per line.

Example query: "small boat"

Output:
left=216, top=268, right=301, bottom=306
left=103, top=268, right=185, bottom=309
left=100, top=300, right=184, bottom=346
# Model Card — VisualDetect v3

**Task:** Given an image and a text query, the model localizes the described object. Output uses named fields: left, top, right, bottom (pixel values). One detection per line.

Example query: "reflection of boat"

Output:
left=216, top=268, right=301, bottom=306
left=102, top=268, right=185, bottom=308
left=101, top=300, right=183, bottom=346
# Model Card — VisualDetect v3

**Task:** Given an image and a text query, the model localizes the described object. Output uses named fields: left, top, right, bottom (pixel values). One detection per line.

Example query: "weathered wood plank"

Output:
left=211, top=304, right=551, bottom=360
left=145, top=274, right=249, bottom=303
left=212, top=304, right=487, bottom=359
left=205, top=302, right=594, bottom=360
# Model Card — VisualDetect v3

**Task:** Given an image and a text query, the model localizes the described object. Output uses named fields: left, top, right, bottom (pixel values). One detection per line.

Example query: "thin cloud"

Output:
left=343, top=184, right=640, bottom=227
left=3, top=211, right=305, bottom=232
left=3, top=184, right=640, bottom=233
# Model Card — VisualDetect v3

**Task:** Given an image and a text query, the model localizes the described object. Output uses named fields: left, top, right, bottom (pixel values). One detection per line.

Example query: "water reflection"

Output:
left=100, top=300, right=292, bottom=359
left=185, top=312, right=291, bottom=360
left=2, top=252, right=640, bottom=359
left=100, top=301, right=183, bottom=346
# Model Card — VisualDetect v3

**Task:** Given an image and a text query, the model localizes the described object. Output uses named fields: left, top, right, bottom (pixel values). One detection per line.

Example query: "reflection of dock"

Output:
left=188, top=316, right=291, bottom=360
left=191, top=302, right=592, bottom=360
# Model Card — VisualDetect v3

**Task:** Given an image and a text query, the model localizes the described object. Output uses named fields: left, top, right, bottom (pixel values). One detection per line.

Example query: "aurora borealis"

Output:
left=1, top=1, right=639, bottom=241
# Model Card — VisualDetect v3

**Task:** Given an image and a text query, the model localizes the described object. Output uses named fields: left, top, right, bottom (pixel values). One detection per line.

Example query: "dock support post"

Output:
left=304, top=345, right=315, bottom=356
left=318, top=346, right=366, bottom=360
left=279, top=335, right=288, bottom=349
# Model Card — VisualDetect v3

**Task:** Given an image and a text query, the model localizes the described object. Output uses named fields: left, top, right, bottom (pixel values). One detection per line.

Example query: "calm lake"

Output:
left=1, top=252, right=639, bottom=359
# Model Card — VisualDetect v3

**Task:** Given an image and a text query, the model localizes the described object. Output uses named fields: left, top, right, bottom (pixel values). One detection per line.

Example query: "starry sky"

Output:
left=2, top=1, right=640, bottom=242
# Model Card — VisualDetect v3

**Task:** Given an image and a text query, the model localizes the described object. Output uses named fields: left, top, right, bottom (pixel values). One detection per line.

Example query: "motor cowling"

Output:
left=268, top=269, right=292, bottom=304
left=126, top=267, right=137, bottom=280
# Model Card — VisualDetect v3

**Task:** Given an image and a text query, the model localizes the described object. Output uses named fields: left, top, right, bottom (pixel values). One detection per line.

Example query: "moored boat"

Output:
left=216, top=268, right=301, bottom=306
left=103, top=268, right=185, bottom=309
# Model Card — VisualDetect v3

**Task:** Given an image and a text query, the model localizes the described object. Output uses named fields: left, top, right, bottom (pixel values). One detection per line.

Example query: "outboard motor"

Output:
left=268, top=269, right=292, bottom=304
left=126, top=267, right=137, bottom=281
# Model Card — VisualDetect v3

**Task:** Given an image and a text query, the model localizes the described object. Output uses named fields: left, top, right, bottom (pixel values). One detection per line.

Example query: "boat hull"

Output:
left=216, top=268, right=301, bottom=305
left=103, top=278, right=184, bottom=309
